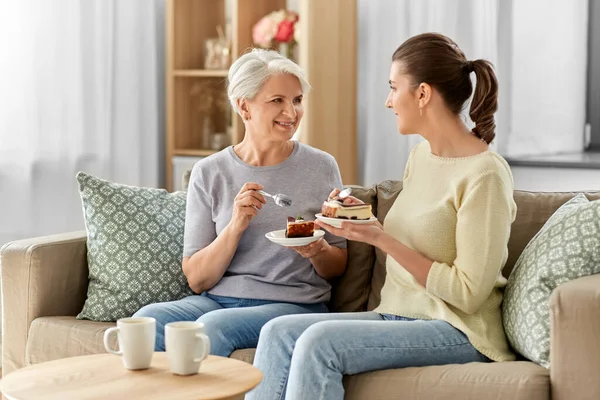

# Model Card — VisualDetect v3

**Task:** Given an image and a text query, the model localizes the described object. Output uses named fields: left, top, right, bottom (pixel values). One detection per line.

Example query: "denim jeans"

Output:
left=132, top=293, right=328, bottom=355
left=246, top=312, right=491, bottom=400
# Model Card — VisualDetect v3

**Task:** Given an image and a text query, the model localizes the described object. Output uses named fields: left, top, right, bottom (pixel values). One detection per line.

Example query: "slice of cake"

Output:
left=321, top=200, right=372, bottom=220
left=286, top=216, right=315, bottom=238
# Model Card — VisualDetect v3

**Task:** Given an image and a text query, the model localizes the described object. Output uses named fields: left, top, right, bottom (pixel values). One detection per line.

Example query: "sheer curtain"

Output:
left=0, top=0, right=165, bottom=247
left=357, top=0, right=588, bottom=186
left=0, top=0, right=165, bottom=362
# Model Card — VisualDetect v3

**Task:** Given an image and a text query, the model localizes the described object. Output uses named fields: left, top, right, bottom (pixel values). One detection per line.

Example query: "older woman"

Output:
left=134, top=49, right=347, bottom=355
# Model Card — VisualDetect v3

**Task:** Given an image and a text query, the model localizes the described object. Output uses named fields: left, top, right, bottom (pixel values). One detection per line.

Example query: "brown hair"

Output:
left=392, top=33, right=498, bottom=144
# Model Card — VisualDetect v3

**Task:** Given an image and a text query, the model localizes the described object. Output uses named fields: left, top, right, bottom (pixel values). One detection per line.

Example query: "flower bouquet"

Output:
left=252, top=9, right=299, bottom=61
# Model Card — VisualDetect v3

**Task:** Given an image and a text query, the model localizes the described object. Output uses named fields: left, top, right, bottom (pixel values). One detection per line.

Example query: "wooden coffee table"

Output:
left=0, top=353, right=262, bottom=399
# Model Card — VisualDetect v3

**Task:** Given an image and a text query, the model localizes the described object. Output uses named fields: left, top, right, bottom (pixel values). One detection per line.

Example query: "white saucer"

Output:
left=315, top=213, right=378, bottom=228
left=265, top=229, right=325, bottom=247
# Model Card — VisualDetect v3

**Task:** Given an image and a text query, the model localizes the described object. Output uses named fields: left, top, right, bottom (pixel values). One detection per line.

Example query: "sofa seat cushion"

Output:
left=343, top=361, right=548, bottom=400
left=227, top=350, right=547, bottom=400
left=230, top=348, right=256, bottom=364
left=26, top=316, right=115, bottom=365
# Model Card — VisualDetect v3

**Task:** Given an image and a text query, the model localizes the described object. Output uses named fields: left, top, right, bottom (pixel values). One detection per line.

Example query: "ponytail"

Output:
left=467, top=59, right=498, bottom=144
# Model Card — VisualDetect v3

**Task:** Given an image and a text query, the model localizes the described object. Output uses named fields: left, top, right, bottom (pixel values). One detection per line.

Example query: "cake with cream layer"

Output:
left=321, top=200, right=372, bottom=220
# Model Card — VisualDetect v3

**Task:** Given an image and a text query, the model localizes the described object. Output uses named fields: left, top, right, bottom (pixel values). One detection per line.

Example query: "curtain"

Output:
left=0, top=0, right=166, bottom=364
left=0, top=0, right=165, bottom=247
left=358, top=0, right=588, bottom=186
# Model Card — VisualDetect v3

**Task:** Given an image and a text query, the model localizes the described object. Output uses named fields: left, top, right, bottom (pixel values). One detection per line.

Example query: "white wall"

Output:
left=512, top=166, right=600, bottom=192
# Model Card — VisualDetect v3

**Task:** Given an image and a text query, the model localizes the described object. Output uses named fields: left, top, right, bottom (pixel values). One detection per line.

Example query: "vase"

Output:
left=201, top=115, right=214, bottom=149
left=278, top=41, right=296, bottom=62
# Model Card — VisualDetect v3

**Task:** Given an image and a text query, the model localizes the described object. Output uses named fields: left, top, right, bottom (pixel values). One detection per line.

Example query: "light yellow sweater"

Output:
left=374, top=141, right=517, bottom=362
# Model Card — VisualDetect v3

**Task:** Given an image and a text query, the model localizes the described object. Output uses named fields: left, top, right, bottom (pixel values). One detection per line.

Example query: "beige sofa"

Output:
left=2, top=180, right=600, bottom=399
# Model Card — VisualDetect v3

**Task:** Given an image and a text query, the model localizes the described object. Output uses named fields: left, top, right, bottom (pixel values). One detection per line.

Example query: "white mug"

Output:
left=103, top=317, right=156, bottom=370
left=165, top=321, right=211, bottom=375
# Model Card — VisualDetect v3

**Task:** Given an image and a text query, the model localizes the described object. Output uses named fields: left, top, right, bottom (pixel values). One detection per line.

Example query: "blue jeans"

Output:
left=246, top=312, right=491, bottom=400
left=132, top=293, right=328, bottom=356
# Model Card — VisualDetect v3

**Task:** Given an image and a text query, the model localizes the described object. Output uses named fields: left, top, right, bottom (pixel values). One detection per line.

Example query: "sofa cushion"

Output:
left=503, top=193, right=600, bottom=368
left=26, top=316, right=115, bottom=365
left=343, top=361, right=548, bottom=400
left=230, top=348, right=256, bottom=364
left=505, top=190, right=600, bottom=278
left=229, top=349, right=549, bottom=400
left=368, top=180, right=403, bottom=310
left=328, top=184, right=378, bottom=312
left=76, top=172, right=194, bottom=321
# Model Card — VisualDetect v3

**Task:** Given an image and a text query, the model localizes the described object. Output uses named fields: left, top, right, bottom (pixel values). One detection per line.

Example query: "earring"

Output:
left=419, top=107, right=423, bottom=117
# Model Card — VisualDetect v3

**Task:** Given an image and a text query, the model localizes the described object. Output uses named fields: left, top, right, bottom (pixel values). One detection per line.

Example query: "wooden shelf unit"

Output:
left=166, top=0, right=286, bottom=191
left=174, top=148, right=218, bottom=157
left=166, top=0, right=358, bottom=190
left=173, top=69, right=229, bottom=77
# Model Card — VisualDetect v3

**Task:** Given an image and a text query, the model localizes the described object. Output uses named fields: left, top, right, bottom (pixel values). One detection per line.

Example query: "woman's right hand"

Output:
left=327, top=188, right=364, bottom=206
left=229, top=183, right=266, bottom=235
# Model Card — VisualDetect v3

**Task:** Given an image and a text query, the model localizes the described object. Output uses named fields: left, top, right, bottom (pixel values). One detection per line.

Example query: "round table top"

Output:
left=0, top=353, right=263, bottom=400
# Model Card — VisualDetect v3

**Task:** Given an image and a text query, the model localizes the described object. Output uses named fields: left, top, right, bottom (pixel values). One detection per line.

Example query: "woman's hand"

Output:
left=327, top=188, right=364, bottom=206
left=315, top=219, right=384, bottom=246
left=228, top=182, right=266, bottom=235
left=289, top=237, right=329, bottom=259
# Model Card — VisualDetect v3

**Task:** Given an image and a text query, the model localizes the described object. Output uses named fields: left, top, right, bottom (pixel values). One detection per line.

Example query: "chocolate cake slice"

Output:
left=286, top=216, right=315, bottom=238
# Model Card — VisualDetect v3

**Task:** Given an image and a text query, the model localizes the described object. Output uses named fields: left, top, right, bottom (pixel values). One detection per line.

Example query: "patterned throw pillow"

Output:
left=502, top=193, right=600, bottom=368
left=76, top=172, right=194, bottom=322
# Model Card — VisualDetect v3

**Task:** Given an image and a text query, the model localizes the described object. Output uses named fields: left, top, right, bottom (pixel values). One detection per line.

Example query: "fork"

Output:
left=258, top=190, right=293, bottom=207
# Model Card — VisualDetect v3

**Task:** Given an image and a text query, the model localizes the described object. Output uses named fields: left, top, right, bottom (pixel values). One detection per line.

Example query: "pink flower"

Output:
left=274, top=19, right=295, bottom=43
left=252, top=16, right=278, bottom=48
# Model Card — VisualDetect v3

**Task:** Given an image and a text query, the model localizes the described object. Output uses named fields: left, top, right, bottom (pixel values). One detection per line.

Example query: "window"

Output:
left=586, top=0, right=600, bottom=151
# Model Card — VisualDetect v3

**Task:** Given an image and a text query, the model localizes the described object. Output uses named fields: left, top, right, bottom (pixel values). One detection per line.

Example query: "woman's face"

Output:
left=243, top=73, right=304, bottom=142
left=385, top=61, right=421, bottom=135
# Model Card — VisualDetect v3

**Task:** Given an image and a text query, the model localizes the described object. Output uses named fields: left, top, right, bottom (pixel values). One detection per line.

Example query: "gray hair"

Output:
left=227, top=49, right=311, bottom=114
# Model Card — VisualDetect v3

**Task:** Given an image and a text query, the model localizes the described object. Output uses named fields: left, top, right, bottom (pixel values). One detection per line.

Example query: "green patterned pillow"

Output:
left=76, top=172, right=194, bottom=321
left=503, top=193, right=600, bottom=368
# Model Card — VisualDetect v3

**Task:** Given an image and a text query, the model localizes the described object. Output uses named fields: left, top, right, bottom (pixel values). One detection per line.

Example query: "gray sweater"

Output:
left=183, top=141, right=346, bottom=304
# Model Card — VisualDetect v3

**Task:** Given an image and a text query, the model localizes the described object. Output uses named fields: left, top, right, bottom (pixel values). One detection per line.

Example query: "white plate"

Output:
left=315, top=213, right=378, bottom=228
left=265, top=229, right=325, bottom=247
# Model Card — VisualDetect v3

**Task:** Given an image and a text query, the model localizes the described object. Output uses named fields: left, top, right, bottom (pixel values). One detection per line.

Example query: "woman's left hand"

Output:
left=315, top=219, right=384, bottom=245
left=290, top=237, right=329, bottom=259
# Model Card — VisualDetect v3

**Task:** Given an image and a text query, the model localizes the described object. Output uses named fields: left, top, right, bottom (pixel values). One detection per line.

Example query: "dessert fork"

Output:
left=258, top=190, right=293, bottom=207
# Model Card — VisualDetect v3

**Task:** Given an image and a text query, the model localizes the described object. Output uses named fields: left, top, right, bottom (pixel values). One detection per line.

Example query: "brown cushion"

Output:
left=367, top=180, right=403, bottom=310
left=26, top=316, right=115, bottom=365
left=504, top=190, right=600, bottom=277
left=343, top=361, right=548, bottom=400
left=182, top=169, right=191, bottom=190
left=329, top=184, right=378, bottom=312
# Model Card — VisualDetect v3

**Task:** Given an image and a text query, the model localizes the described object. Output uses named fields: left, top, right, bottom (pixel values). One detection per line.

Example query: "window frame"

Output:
left=587, top=0, right=600, bottom=151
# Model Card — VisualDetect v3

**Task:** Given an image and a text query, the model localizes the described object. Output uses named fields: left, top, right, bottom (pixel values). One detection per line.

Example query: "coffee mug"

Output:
left=103, top=317, right=156, bottom=370
left=165, top=321, right=211, bottom=375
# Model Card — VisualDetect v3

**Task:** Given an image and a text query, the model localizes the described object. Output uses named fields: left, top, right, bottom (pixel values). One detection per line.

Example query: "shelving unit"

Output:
left=166, top=0, right=358, bottom=190
left=172, top=69, right=229, bottom=77
left=166, top=0, right=286, bottom=191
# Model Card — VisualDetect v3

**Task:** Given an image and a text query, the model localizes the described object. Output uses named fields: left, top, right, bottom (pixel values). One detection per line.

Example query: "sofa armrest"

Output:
left=550, top=274, right=600, bottom=400
left=1, top=231, right=89, bottom=375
